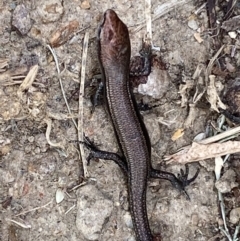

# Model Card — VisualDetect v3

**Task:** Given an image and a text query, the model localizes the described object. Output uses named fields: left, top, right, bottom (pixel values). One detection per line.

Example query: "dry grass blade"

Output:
left=47, top=111, right=77, bottom=120
left=0, top=58, right=9, bottom=71
left=145, top=0, right=152, bottom=40
left=46, top=45, right=77, bottom=129
left=199, top=126, right=240, bottom=144
left=207, top=0, right=217, bottom=30
left=205, top=45, right=224, bottom=84
left=224, top=0, right=238, bottom=20
left=17, top=65, right=39, bottom=99
left=133, top=0, right=192, bottom=32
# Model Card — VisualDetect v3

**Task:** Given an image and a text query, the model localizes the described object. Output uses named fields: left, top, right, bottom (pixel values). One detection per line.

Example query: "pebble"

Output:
left=215, top=169, right=238, bottom=193
left=37, top=0, right=64, bottom=23
left=80, top=0, right=91, bottom=9
left=188, top=18, right=199, bottom=31
left=229, top=207, right=240, bottom=224
left=12, top=4, right=32, bottom=35
left=123, top=212, right=133, bottom=228
left=191, top=213, right=199, bottom=226
left=228, top=31, right=237, bottom=39
left=144, top=114, right=161, bottom=145
left=138, top=67, right=170, bottom=99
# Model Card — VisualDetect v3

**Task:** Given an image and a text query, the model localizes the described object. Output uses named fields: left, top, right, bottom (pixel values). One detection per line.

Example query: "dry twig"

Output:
left=15, top=201, right=52, bottom=217
left=78, top=32, right=89, bottom=178
left=165, top=126, right=240, bottom=164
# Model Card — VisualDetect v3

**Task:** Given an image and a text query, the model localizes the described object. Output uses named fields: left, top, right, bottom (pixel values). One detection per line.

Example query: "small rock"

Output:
left=80, top=0, right=91, bottom=9
left=2, top=171, right=15, bottom=183
left=229, top=207, right=240, bottom=224
left=123, top=212, right=133, bottom=228
left=222, top=16, right=240, bottom=31
left=138, top=67, right=170, bottom=99
left=76, top=185, right=113, bottom=240
left=155, top=200, right=169, bottom=214
left=191, top=213, right=199, bottom=226
left=217, top=218, right=224, bottom=226
left=215, top=169, right=238, bottom=193
left=12, top=4, right=32, bottom=35
left=228, top=31, right=237, bottom=39
left=188, top=18, right=199, bottom=30
left=35, top=133, right=48, bottom=152
left=226, top=61, right=236, bottom=72
left=37, top=0, right=64, bottom=23
left=56, top=188, right=65, bottom=204
left=0, top=145, right=11, bottom=155
left=28, top=136, right=35, bottom=143
left=24, top=144, right=32, bottom=154
left=144, top=114, right=161, bottom=145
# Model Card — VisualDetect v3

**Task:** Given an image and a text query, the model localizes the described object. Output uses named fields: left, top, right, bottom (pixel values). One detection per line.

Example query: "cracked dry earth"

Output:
left=0, top=0, right=240, bottom=241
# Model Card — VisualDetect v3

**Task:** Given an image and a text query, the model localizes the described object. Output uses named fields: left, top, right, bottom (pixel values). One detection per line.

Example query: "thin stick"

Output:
left=133, top=0, right=192, bottom=32
left=145, top=0, right=152, bottom=40
left=198, top=126, right=240, bottom=144
left=65, top=204, right=76, bottom=215
left=7, top=219, right=31, bottom=229
left=205, top=45, right=225, bottom=85
left=15, top=201, right=52, bottom=217
left=233, top=225, right=240, bottom=241
left=78, top=32, right=89, bottom=178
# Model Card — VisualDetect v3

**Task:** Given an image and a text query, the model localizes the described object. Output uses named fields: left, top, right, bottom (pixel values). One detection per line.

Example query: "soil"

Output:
left=0, top=1, right=240, bottom=241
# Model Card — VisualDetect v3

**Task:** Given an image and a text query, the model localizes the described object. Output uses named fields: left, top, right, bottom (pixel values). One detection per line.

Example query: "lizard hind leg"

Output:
left=150, top=164, right=200, bottom=200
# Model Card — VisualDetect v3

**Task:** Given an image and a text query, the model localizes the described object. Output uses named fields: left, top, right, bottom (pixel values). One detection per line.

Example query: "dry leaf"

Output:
left=50, top=20, right=79, bottom=47
left=193, top=32, right=203, bottom=43
left=17, top=65, right=38, bottom=99
left=206, top=75, right=226, bottom=112
left=171, top=128, right=184, bottom=141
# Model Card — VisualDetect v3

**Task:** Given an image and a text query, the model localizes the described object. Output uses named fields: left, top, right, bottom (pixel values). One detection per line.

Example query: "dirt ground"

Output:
left=0, top=0, right=240, bottom=241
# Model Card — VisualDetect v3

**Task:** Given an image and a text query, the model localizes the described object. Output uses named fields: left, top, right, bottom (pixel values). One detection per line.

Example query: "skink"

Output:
left=87, top=9, right=199, bottom=241
left=98, top=9, right=152, bottom=241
